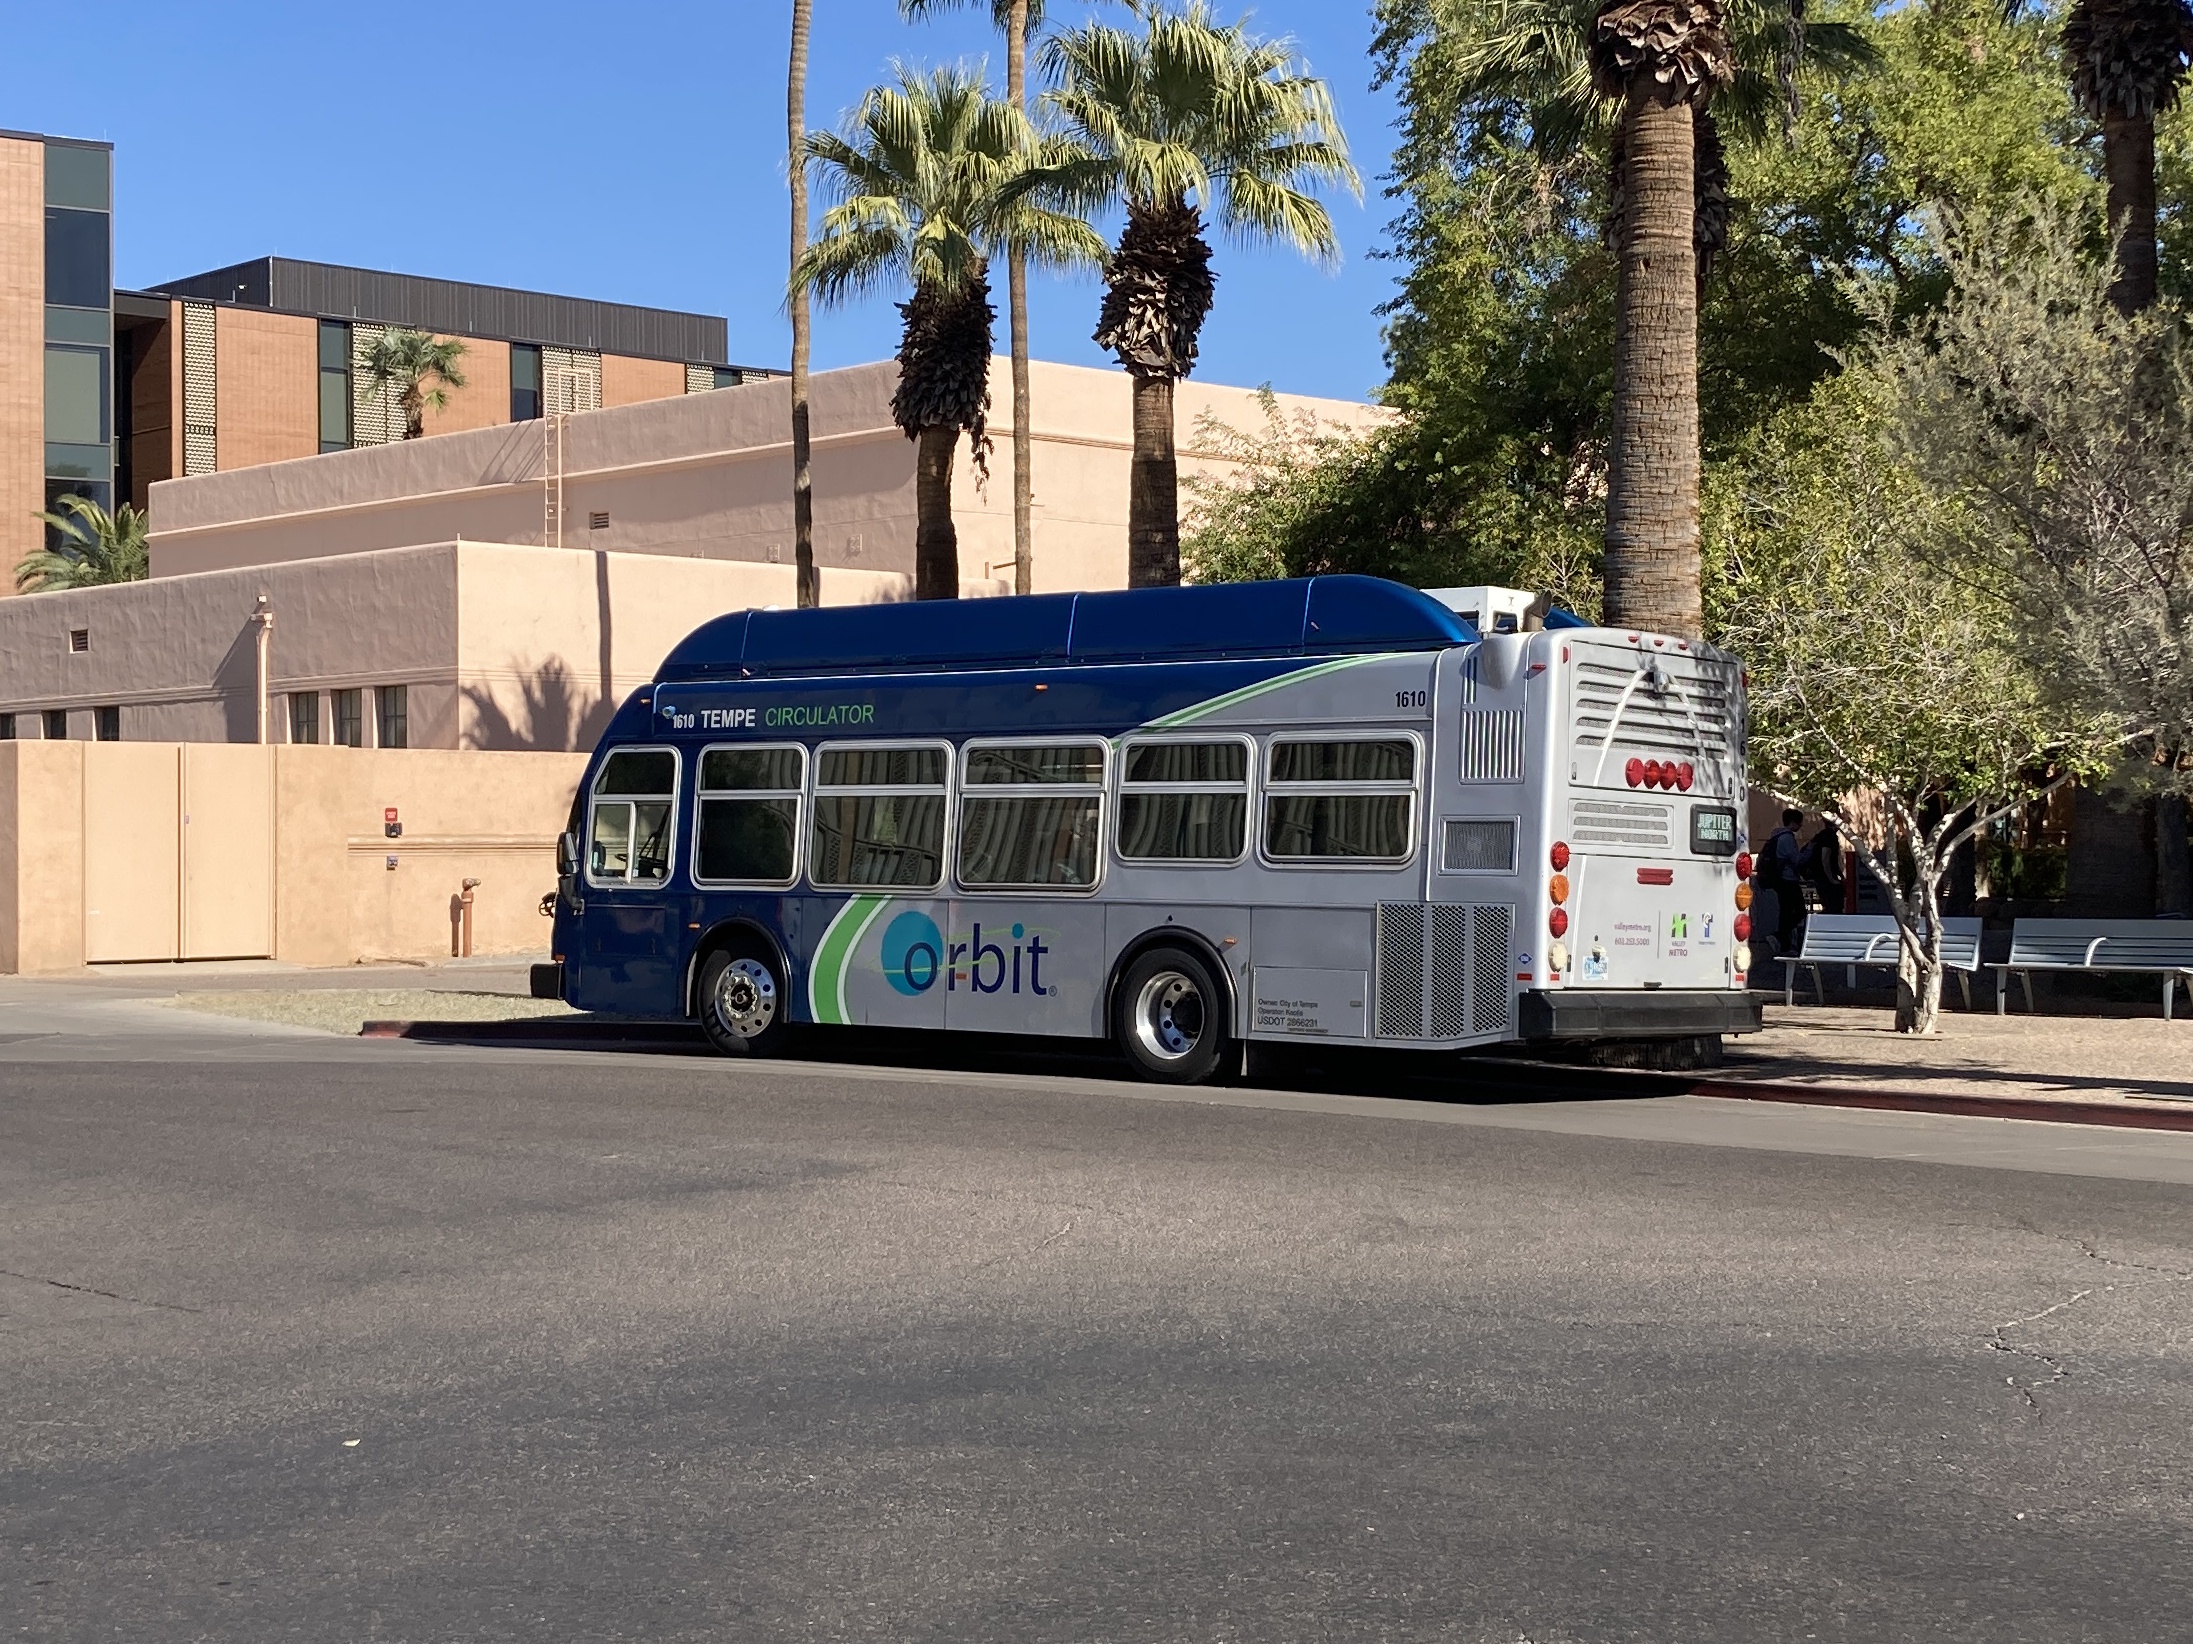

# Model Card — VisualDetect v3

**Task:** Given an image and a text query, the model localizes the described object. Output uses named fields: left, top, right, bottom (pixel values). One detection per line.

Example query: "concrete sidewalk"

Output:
left=1720, top=1003, right=2191, bottom=1115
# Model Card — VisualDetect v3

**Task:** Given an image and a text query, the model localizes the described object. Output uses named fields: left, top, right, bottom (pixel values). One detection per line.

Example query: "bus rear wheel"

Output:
left=1114, top=946, right=1228, bottom=1085
left=696, top=946, right=789, bottom=1059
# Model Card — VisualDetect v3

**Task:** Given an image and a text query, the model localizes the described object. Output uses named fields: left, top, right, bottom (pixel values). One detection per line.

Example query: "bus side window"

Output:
left=695, top=744, right=805, bottom=885
left=588, top=748, right=678, bottom=886
left=811, top=743, right=950, bottom=889
left=1263, top=737, right=1418, bottom=863
left=959, top=741, right=1107, bottom=889
left=1116, top=738, right=1249, bottom=863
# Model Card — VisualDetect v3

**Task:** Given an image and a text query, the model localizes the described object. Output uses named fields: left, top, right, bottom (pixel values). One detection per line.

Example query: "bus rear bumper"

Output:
left=1518, top=988, right=1763, bottom=1041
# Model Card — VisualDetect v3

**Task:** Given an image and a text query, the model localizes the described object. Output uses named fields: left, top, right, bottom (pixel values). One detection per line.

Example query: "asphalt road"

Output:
left=4, top=990, right=2192, bottom=1642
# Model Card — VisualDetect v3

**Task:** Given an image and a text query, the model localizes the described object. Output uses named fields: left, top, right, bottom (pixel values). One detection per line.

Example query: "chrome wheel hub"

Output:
left=712, top=957, right=777, bottom=1039
left=1131, top=969, right=1205, bottom=1062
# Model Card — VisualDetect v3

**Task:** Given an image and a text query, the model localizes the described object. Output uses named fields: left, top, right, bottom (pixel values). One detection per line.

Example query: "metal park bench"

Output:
left=1780, top=913, right=1984, bottom=1009
left=1991, top=919, right=2193, bottom=1020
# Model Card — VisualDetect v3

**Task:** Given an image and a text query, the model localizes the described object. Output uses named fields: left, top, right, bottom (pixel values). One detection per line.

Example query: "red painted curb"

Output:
left=1692, top=1078, right=2193, bottom=1132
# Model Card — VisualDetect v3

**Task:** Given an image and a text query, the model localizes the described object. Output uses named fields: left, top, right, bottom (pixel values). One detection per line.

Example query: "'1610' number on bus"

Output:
left=1395, top=689, right=1428, bottom=709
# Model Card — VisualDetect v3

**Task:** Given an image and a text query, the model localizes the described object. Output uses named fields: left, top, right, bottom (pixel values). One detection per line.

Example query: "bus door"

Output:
left=577, top=746, right=683, bottom=1013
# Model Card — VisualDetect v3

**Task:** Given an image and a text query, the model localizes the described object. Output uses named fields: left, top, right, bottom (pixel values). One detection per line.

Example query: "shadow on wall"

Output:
left=462, top=656, right=613, bottom=752
left=214, top=615, right=262, bottom=741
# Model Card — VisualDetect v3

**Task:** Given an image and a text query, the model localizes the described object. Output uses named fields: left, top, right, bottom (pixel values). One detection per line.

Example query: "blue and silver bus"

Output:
left=542, top=575, right=1762, bottom=1082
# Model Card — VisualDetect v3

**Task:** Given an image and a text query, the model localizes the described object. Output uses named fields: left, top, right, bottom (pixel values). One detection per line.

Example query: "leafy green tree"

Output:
left=1873, top=203, right=2193, bottom=911
left=902, top=0, right=1044, bottom=594
left=17, top=494, right=149, bottom=592
left=1029, top=2, right=1358, bottom=587
left=362, top=328, right=468, bottom=440
left=795, top=63, right=1104, bottom=598
left=1708, top=374, right=2116, bottom=1032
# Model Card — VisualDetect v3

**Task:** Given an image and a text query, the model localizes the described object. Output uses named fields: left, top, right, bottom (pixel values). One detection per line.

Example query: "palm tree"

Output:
left=790, top=0, right=820, bottom=608
left=795, top=63, right=1103, bottom=599
left=18, top=494, right=149, bottom=592
left=903, top=0, right=1044, bottom=596
left=362, top=328, right=468, bottom=440
left=1031, top=4, right=1358, bottom=587
left=1449, top=0, right=1871, bottom=636
left=2060, top=0, right=2193, bottom=312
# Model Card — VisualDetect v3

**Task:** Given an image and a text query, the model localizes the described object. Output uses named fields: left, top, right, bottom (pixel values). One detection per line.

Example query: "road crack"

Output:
left=0, top=1269, right=202, bottom=1314
left=1986, top=1288, right=2092, bottom=1419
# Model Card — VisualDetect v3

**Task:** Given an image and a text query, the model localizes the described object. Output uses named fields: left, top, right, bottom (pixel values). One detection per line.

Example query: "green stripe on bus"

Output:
left=1138, top=652, right=1401, bottom=732
left=807, top=894, right=890, bottom=1025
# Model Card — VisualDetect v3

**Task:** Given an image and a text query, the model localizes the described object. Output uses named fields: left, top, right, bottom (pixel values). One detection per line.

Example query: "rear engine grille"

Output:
left=1572, top=657, right=1735, bottom=767
left=1570, top=798, right=1673, bottom=850
left=1378, top=902, right=1514, bottom=1041
left=1375, top=904, right=1427, bottom=1038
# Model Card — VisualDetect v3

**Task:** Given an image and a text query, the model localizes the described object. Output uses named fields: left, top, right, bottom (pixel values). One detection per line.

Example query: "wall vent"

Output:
left=68, top=629, right=89, bottom=653
left=588, top=510, right=610, bottom=531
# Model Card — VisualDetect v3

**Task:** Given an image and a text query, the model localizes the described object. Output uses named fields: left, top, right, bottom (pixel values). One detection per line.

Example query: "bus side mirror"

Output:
left=556, top=831, right=578, bottom=876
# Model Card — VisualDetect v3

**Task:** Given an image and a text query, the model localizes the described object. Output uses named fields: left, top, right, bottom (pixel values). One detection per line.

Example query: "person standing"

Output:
left=1760, top=808, right=1808, bottom=958
left=1804, top=819, right=1847, bottom=917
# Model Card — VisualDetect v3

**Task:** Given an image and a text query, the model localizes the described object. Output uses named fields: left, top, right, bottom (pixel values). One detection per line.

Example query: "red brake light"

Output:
left=1675, top=761, right=1694, bottom=792
left=1548, top=908, right=1569, bottom=938
left=1550, top=841, right=1571, bottom=871
left=1643, top=759, right=1664, bottom=789
left=1625, top=758, right=1644, bottom=788
left=1735, top=852, right=1753, bottom=880
left=1733, top=913, right=1753, bottom=942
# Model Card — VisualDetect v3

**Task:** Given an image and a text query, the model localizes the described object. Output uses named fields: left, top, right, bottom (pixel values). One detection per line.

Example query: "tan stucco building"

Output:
left=0, top=357, right=1383, bottom=750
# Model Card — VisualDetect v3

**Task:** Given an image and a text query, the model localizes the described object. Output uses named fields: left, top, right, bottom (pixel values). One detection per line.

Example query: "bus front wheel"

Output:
left=696, top=947, right=789, bottom=1058
left=1113, top=946, right=1228, bottom=1085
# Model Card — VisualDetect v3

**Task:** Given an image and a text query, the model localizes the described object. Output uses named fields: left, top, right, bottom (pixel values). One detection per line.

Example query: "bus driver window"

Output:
left=588, top=749, right=677, bottom=884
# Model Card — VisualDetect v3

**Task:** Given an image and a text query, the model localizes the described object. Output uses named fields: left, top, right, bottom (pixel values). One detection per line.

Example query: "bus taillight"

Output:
left=1625, top=757, right=1645, bottom=788
left=1548, top=872, right=1570, bottom=905
left=1674, top=761, right=1694, bottom=791
left=1550, top=840, right=1570, bottom=871
left=1548, top=908, right=1569, bottom=938
left=1735, top=851, right=1753, bottom=880
left=1733, top=913, right=1753, bottom=942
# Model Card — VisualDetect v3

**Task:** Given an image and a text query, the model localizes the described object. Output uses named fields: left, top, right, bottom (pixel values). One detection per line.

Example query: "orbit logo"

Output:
left=878, top=909, right=1055, bottom=997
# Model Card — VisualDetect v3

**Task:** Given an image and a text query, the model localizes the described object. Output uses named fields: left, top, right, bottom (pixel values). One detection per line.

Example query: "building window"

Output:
left=0, top=714, right=15, bottom=740
left=376, top=685, right=408, bottom=750
left=44, top=208, right=108, bottom=310
left=43, top=710, right=68, bottom=741
left=511, top=344, right=542, bottom=421
left=319, top=321, right=352, bottom=453
left=95, top=706, right=120, bottom=742
left=713, top=367, right=744, bottom=390
left=289, top=691, right=320, bottom=745
left=333, top=689, right=363, bottom=748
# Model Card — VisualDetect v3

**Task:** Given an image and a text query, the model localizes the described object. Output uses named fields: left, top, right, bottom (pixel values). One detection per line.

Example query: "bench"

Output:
left=1780, top=913, right=1984, bottom=1009
left=1992, top=919, right=2193, bottom=1020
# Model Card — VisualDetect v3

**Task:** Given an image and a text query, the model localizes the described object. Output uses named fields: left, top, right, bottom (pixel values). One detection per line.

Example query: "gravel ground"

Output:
left=161, top=989, right=578, bottom=1036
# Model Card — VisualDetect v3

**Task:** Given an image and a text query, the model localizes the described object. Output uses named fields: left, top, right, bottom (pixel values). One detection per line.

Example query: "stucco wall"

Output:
left=0, top=137, right=44, bottom=579
left=146, top=359, right=1387, bottom=593
left=0, top=740, right=586, bottom=973
left=0, top=540, right=920, bottom=751
left=215, top=306, right=319, bottom=470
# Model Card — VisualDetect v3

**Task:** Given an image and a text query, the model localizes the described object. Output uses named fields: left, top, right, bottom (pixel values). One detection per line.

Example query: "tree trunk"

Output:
left=1604, top=90, right=1704, bottom=640
left=1127, top=374, right=1179, bottom=588
left=2102, top=111, right=2159, bottom=315
left=1007, top=0, right=1034, bottom=597
left=402, top=386, right=424, bottom=440
left=2159, top=792, right=2192, bottom=917
left=788, top=0, right=819, bottom=608
left=914, top=425, right=960, bottom=600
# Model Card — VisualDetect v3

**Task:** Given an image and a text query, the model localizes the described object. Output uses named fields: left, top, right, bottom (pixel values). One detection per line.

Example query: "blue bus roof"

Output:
left=655, top=575, right=1477, bottom=683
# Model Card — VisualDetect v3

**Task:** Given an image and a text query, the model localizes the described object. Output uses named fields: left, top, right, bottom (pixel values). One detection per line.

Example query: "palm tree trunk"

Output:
left=402, top=387, right=425, bottom=441
left=789, top=0, right=819, bottom=608
left=914, top=424, right=960, bottom=600
left=1007, top=0, right=1034, bottom=597
left=2102, top=111, right=2159, bottom=314
left=1604, top=90, right=1703, bottom=640
left=1127, top=374, right=1179, bottom=588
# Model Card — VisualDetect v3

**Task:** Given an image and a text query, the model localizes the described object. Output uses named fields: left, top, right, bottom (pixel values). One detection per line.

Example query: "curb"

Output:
left=354, top=1019, right=2193, bottom=1131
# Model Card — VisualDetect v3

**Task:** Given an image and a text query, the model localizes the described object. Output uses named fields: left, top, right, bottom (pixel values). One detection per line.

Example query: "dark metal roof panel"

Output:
left=150, top=256, right=729, bottom=363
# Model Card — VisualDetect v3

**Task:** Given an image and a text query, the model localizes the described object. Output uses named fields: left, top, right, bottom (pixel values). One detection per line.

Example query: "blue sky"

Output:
left=2, top=0, right=1402, bottom=403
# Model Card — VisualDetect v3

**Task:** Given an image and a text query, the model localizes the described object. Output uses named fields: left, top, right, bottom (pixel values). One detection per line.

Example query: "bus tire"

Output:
left=1113, top=945, right=1228, bottom=1085
left=696, top=946, right=789, bottom=1059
